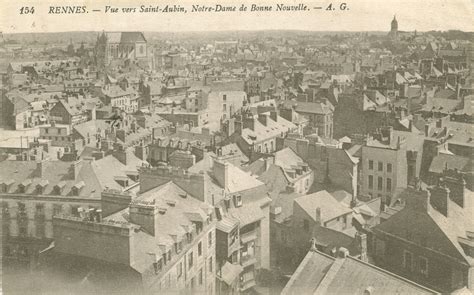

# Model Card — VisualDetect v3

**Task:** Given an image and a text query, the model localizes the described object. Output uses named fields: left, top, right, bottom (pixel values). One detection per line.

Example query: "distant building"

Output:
left=388, top=15, right=399, bottom=40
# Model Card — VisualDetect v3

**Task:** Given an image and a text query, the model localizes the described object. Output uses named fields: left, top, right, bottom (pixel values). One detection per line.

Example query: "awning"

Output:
left=219, top=262, right=243, bottom=285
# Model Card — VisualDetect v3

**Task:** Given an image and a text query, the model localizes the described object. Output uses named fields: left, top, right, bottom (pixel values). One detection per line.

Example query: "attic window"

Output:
left=54, top=181, right=66, bottom=194
left=233, top=195, right=242, bottom=208
left=71, top=181, right=85, bottom=196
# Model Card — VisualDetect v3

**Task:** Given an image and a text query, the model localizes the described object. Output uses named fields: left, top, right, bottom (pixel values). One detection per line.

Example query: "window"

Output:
left=177, top=261, right=183, bottom=278
left=223, top=94, right=227, bottom=101
left=198, top=268, right=203, bottom=285
left=378, top=162, right=383, bottom=171
left=208, top=231, right=212, bottom=248
left=45, top=128, right=49, bottom=134
left=387, top=163, right=392, bottom=173
left=53, top=204, right=62, bottom=216
left=368, top=175, right=373, bottom=189
left=234, top=195, right=242, bottom=207
left=303, top=219, right=309, bottom=231
left=377, top=177, right=383, bottom=191
left=386, top=178, right=392, bottom=191
left=368, top=160, right=374, bottom=170
left=198, top=241, right=202, bottom=256
left=208, top=256, right=213, bottom=272
left=419, top=257, right=428, bottom=276
left=403, top=251, right=413, bottom=271
left=222, top=104, right=227, bottom=111
left=153, top=259, right=162, bottom=274
left=188, top=252, right=193, bottom=268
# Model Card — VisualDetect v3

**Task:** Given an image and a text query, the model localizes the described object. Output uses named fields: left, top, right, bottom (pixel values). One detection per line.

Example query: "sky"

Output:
left=1, top=0, right=473, bottom=34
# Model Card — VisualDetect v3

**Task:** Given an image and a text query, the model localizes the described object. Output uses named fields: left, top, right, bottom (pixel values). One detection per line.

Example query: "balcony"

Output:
left=240, top=270, right=256, bottom=291
left=240, top=255, right=257, bottom=268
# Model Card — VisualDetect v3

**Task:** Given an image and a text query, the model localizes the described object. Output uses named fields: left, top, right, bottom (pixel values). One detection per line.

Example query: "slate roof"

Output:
left=429, top=154, right=472, bottom=174
left=373, top=189, right=474, bottom=266
left=0, top=160, right=101, bottom=200
left=282, top=249, right=438, bottom=295
left=295, top=191, right=352, bottom=223
left=105, top=32, right=146, bottom=44
left=104, top=181, right=213, bottom=273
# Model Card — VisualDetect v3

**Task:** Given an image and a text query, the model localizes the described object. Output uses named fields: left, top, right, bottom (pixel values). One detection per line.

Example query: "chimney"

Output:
left=424, top=124, right=430, bottom=137
left=129, top=202, right=157, bottom=236
left=356, top=232, right=368, bottom=262
left=338, top=247, right=349, bottom=258
left=36, top=159, right=48, bottom=178
left=70, top=160, right=82, bottom=180
left=270, top=111, right=278, bottom=122
left=315, top=207, right=322, bottom=226
left=429, top=185, right=450, bottom=217
left=243, top=116, right=257, bottom=131
left=213, top=160, right=229, bottom=189
left=113, top=149, right=127, bottom=165
left=258, top=113, right=269, bottom=126
left=264, top=157, right=273, bottom=171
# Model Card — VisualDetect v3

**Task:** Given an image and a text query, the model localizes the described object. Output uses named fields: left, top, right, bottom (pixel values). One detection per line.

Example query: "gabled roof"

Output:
left=373, top=191, right=474, bottom=266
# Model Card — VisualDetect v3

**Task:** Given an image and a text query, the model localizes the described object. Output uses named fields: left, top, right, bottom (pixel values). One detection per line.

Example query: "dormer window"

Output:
left=36, top=180, right=49, bottom=194
left=71, top=181, right=85, bottom=196
left=233, top=195, right=242, bottom=208
left=18, top=180, right=32, bottom=193
left=53, top=181, right=66, bottom=195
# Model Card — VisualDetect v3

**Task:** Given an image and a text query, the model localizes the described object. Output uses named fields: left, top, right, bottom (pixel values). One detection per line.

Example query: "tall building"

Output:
left=43, top=169, right=217, bottom=294
left=389, top=15, right=399, bottom=40
left=95, top=32, right=148, bottom=67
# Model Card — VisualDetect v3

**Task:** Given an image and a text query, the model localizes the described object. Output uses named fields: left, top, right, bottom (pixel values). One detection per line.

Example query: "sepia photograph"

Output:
left=0, top=0, right=473, bottom=294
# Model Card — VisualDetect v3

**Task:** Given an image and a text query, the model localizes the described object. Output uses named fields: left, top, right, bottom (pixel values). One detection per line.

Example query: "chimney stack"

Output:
left=429, top=185, right=450, bottom=217
left=36, top=159, right=48, bottom=178
left=258, top=113, right=269, bottom=126
left=213, top=160, right=229, bottom=190
left=270, top=111, right=278, bottom=122
left=71, top=160, right=82, bottom=180
left=129, top=202, right=158, bottom=236
left=315, top=207, right=322, bottom=226
left=356, top=232, right=368, bottom=262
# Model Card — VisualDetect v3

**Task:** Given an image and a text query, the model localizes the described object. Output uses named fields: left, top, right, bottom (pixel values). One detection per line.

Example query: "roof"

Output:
left=274, top=147, right=305, bottom=171
left=282, top=249, right=438, bottom=295
left=104, top=181, right=213, bottom=273
left=90, top=149, right=146, bottom=190
left=282, top=100, right=334, bottom=115
left=241, top=113, right=297, bottom=145
left=373, top=188, right=474, bottom=266
left=223, top=162, right=265, bottom=194
left=105, top=32, right=146, bottom=44
left=0, top=160, right=101, bottom=200
left=294, top=191, right=352, bottom=223
left=429, top=154, right=472, bottom=174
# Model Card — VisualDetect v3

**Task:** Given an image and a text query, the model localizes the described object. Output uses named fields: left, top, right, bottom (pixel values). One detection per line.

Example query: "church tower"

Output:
left=389, top=15, right=399, bottom=40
